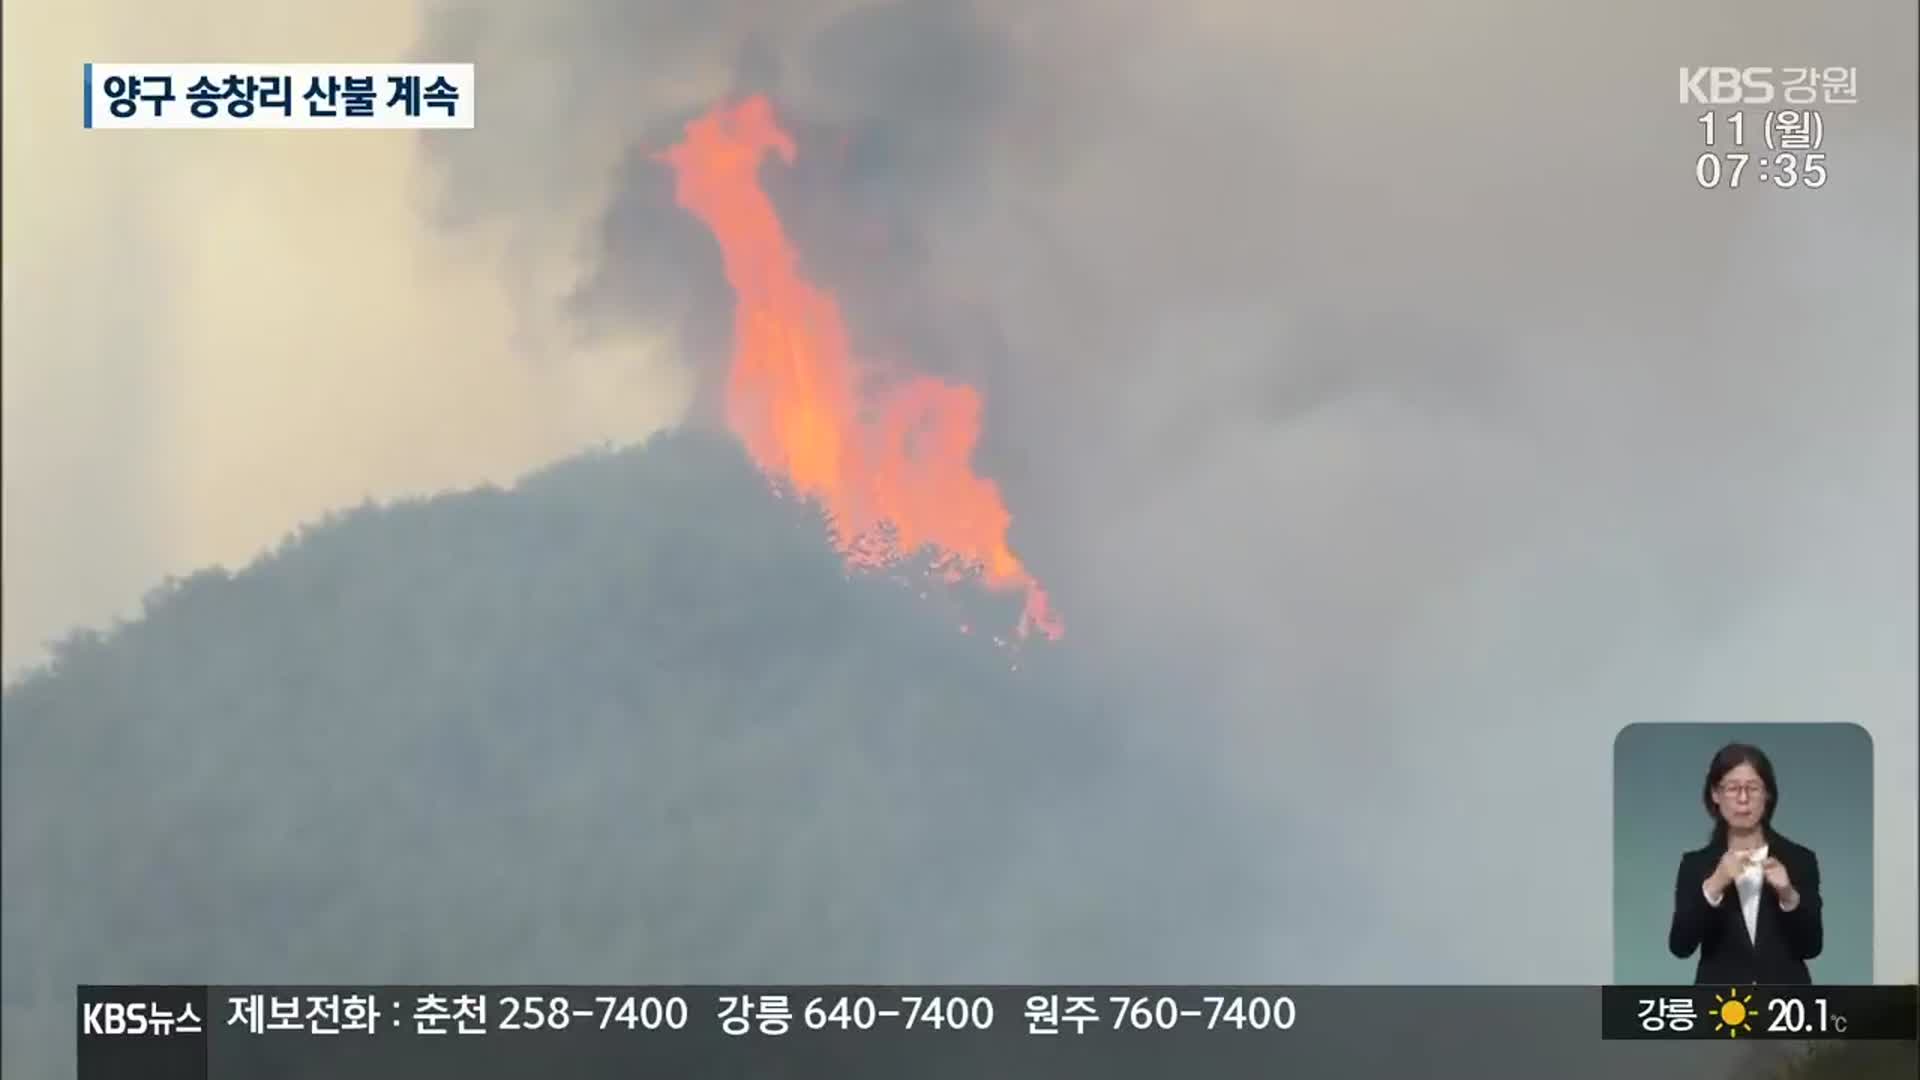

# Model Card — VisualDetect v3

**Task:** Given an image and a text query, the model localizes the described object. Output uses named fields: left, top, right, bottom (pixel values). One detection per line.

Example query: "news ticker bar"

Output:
left=79, top=985, right=1916, bottom=1079
left=83, top=63, right=474, bottom=129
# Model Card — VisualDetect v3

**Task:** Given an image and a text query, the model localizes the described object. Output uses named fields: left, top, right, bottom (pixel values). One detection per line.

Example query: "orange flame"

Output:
left=657, top=96, right=1063, bottom=640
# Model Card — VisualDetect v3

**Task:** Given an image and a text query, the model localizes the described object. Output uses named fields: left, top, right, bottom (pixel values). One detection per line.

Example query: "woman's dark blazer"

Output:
left=1668, top=832, right=1822, bottom=985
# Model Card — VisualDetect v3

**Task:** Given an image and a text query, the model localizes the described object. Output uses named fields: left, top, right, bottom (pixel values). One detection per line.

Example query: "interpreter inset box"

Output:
left=1613, top=723, right=1872, bottom=985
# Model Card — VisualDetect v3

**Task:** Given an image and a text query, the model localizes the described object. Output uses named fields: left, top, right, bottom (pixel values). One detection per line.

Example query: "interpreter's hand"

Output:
left=1763, top=857, right=1799, bottom=908
left=1706, top=848, right=1750, bottom=896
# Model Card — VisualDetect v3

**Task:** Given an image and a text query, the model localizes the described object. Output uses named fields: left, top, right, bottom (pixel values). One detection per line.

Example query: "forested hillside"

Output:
left=4, top=432, right=1908, bottom=1079
left=1, top=432, right=1276, bottom=1076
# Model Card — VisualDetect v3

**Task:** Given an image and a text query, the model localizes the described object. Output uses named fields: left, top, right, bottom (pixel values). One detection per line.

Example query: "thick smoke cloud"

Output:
left=417, top=0, right=1917, bottom=981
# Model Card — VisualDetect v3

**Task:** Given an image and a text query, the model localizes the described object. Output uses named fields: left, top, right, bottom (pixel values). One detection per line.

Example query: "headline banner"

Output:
left=82, top=63, right=475, bottom=129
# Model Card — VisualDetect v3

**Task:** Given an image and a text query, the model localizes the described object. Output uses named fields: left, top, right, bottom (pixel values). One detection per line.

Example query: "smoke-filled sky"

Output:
left=1, top=1, right=695, bottom=681
left=4, top=0, right=1915, bottom=982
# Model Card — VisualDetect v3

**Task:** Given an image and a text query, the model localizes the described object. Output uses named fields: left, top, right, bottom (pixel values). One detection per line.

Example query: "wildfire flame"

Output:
left=657, top=96, right=1063, bottom=641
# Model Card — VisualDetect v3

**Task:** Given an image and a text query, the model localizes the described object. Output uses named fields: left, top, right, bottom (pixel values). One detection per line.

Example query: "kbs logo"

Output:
left=1679, top=68, right=1775, bottom=105
left=82, top=1001, right=152, bottom=1035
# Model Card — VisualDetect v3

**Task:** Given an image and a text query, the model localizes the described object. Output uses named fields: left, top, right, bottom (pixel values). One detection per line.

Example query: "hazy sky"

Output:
left=1, top=1, right=694, bottom=678
left=3, top=0, right=1915, bottom=982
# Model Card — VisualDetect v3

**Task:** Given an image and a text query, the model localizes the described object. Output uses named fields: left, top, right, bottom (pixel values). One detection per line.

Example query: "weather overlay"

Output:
left=1601, top=984, right=1916, bottom=1040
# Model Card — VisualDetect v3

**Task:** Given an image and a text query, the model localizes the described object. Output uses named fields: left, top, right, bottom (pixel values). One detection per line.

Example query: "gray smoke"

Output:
left=414, top=0, right=1918, bottom=980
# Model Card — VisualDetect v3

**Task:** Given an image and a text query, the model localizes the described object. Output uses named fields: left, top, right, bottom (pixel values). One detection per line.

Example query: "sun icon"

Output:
left=1711, top=988, right=1756, bottom=1037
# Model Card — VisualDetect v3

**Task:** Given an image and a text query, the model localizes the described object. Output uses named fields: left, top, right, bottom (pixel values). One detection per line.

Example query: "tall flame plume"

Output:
left=657, top=96, right=1063, bottom=640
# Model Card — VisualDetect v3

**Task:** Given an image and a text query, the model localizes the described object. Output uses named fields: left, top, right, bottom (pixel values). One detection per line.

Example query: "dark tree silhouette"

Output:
left=1, top=432, right=1268, bottom=1076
